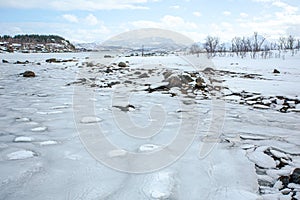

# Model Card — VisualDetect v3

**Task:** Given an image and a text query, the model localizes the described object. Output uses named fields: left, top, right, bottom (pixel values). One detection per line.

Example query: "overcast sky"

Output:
left=0, top=0, right=299, bottom=43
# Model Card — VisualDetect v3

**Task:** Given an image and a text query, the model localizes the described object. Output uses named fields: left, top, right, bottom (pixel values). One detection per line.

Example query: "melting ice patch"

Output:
left=31, top=126, right=47, bottom=132
left=247, top=147, right=277, bottom=169
left=143, top=171, right=176, bottom=199
left=14, top=136, right=33, bottom=142
left=7, top=150, right=36, bottom=160
left=80, top=116, right=102, bottom=124
left=39, top=140, right=58, bottom=146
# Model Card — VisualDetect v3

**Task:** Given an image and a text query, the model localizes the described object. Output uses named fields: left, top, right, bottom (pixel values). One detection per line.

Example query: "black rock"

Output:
left=15, top=60, right=29, bottom=64
left=22, top=71, right=35, bottom=78
left=46, top=58, right=62, bottom=63
left=113, top=104, right=135, bottom=112
left=279, top=106, right=289, bottom=113
left=105, top=68, right=113, bottom=73
left=279, top=176, right=290, bottom=188
left=118, top=62, right=127, bottom=67
left=290, top=168, right=300, bottom=184
left=258, top=179, right=273, bottom=187
left=273, top=69, right=280, bottom=74
left=195, top=77, right=206, bottom=90
left=2, top=59, right=9, bottom=63
left=244, top=74, right=256, bottom=79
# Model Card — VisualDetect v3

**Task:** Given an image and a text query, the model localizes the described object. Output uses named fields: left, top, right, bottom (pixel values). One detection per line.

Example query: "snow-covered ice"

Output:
left=6, top=150, right=36, bottom=160
left=39, top=140, right=58, bottom=146
left=247, top=148, right=277, bottom=169
left=0, top=51, right=299, bottom=199
left=80, top=116, right=102, bottom=124
left=30, top=126, right=47, bottom=132
left=14, top=136, right=33, bottom=142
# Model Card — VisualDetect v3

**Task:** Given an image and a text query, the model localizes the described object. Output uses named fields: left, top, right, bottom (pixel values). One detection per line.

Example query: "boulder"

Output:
left=118, top=62, right=127, bottom=67
left=2, top=59, right=9, bottom=63
left=22, top=71, right=35, bottom=78
left=105, top=68, right=113, bottom=73
left=162, top=71, right=173, bottom=79
left=279, top=176, right=289, bottom=188
left=290, top=168, right=300, bottom=184
left=273, top=69, right=280, bottom=74
left=114, top=104, right=135, bottom=112
left=195, top=77, right=206, bottom=89
left=139, top=73, right=149, bottom=78
left=166, top=75, right=182, bottom=88
left=46, top=58, right=76, bottom=63
left=46, top=58, right=58, bottom=63
left=180, top=74, right=193, bottom=84
left=14, top=60, right=29, bottom=64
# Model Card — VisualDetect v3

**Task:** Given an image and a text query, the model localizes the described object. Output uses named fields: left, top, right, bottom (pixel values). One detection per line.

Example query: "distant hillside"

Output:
left=0, top=34, right=76, bottom=53
left=101, top=28, right=194, bottom=50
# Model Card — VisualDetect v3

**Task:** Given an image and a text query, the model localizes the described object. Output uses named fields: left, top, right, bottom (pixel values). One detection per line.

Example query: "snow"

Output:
left=80, top=116, right=102, bottom=124
left=14, top=136, right=33, bottom=142
left=270, top=149, right=289, bottom=160
left=212, top=54, right=300, bottom=97
left=138, top=144, right=161, bottom=152
left=253, top=104, right=270, bottom=109
left=7, top=150, right=36, bottom=160
left=0, top=51, right=299, bottom=199
left=15, top=117, right=31, bottom=122
left=288, top=183, right=300, bottom=189
left=31, top=126, right=47, bottom=132
left=108, top=149, right=127, bottom=158
left=39, top=140, right=58, bottom=146
left=143, top=171, right=175, bottom=199
left=37, top=110, right=63, bottom=115
left=211, top=188, right=261, bottom=200
left=247, top=149, right=277, bottom=169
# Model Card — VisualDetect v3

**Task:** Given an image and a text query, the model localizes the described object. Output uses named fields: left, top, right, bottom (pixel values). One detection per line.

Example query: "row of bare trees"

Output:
left=278, top=35, right=299, bottom=50
left=190, top=32, right=300, bottom=58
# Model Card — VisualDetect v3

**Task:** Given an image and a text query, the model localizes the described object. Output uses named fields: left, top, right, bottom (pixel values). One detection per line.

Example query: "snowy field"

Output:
left=0, top=51, right=299, bottom=200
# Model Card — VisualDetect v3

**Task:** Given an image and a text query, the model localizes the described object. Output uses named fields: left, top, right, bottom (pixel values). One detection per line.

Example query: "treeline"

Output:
left=0, top=34, right=74, bottom=47
left=190, top=32, right=300, bottom=58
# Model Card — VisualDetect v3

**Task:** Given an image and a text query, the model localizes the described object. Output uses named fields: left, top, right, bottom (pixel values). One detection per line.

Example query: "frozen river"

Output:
left=0, top=52, right=299, bottom=199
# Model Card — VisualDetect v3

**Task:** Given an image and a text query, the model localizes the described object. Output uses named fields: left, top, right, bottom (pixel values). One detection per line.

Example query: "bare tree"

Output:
left=190, top=43, right=201, bottom=56
left=232, top=36, right=252, bottom=58
left=231, top=37, right=242, bottom=56
left=252, top=32, right=265, bottom=52
left=204, top=36, right=219, bottom=57
left=296, top=39, right=300, bottom=50
left=287, top=35, right=295, bottom=50
left=218, top=43, right=226, bottom=56
left=279, top=37, right=286, bottom=50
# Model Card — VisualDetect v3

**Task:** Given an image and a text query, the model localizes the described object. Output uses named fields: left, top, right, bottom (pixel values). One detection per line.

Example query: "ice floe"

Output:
left=80, top=116, right=102, bottom=124
left=14, top=136, right=33, bottom=142
left=31, top=126, right=47, bottom=132
left=7, top=150, right=36, bottom=160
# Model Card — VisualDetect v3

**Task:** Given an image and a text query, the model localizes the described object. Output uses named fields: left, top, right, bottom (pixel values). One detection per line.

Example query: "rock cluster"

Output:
left=223, top=91, right=299, bottom=113
left=46, top=58, right=77, bottom=63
